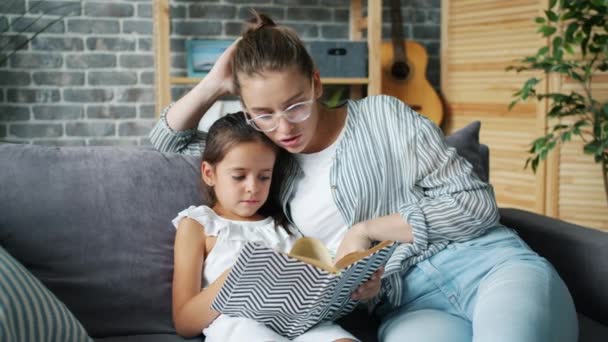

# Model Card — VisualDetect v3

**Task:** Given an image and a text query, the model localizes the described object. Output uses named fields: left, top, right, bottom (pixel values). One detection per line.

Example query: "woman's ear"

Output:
left=312, top=70, right=323, bottom=99
left=201, top=161, right=216, bottom=186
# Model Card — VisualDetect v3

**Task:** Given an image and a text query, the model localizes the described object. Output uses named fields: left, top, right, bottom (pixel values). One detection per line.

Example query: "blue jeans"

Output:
left=375, top=225, right=578, bottom=342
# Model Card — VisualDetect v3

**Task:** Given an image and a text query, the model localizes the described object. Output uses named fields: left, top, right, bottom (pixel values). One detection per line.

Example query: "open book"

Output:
left=211, top=237, right=397, bottom=339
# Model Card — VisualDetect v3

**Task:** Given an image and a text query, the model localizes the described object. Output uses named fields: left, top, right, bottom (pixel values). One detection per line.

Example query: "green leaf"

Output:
left=563, top=43, right=575, bottom=54
left=539, top=25, right=557, bottom=37
left=574, top=120, right=590, bottom=129
left=554, top=49, right=564, bottom=61
left=565, top=22, right=579, bottom=42
left=561, top=10, right=578, bottom=21
left=521, top=78, right=540, bottom=100
left=548, top=105, right=564, bottom=116
left=540, top=148, right=549, bottom=161
left=532, top=157, right=539, bottom=172
left=561, top=131, right=572, bottom=142
left=538, top=46, right=549, bottom=55
left=589, top=45, right=603, bottom=54
left=552, top=124, right=569, bottom=131
left=532, top=157, right=540, bottom=172
left=552, top=37, right=564, bottom=60
left=535, top=16, right=546, bottom=24
left=584, top=140, right=602, bottom=155
left=549, top=0, right=557, bottom=9
left=569, top=70, right=584, bottom=82
left=545, top=10, right=559, bottom=22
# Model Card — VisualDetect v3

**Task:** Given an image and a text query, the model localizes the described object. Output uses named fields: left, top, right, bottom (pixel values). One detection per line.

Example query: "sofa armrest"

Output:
left=498, top=208, right=608, bottom=326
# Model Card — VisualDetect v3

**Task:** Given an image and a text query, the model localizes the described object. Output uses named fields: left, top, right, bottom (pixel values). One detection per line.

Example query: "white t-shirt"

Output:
left=290, top=129, right=348, bottom=256
left=172, top=205, right=296, bottom=287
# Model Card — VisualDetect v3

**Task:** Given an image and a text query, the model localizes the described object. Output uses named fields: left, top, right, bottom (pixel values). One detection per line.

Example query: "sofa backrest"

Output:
left=0, top=121, right=488, bottom=338
left=0, top=144, right=203, bottom=337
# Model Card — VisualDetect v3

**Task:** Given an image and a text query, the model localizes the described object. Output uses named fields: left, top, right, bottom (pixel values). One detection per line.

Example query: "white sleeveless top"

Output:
left=172, top=205, right=297, bottom=287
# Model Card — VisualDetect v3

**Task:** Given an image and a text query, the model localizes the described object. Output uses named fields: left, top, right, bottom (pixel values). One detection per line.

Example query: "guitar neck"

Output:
left=390, top=0, right=407, bottom=63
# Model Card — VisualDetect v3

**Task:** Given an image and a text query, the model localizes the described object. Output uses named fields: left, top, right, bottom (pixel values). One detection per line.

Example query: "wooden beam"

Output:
left=153, top=0, right=171, bottom=118
left=367, top=0, right=382, bottom=95
left=349, top=0, right=362, bottom=40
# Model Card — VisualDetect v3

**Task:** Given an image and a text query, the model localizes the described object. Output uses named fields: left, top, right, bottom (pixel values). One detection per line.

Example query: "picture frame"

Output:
left=186, top=39, right=233, bottom=78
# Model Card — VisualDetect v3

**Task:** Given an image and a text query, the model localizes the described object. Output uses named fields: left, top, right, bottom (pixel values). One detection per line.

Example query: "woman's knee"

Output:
left=379, top=309, right=471, bottom=342
left=473, top=260, right=577, bottom=342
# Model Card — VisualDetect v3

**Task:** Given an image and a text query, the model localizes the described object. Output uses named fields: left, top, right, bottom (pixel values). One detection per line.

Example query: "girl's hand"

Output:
left=204, top=38, right=241, bottom=96
left=352, top=267, right=384, bottom=301
left=334, top=222, right=372, bottom=262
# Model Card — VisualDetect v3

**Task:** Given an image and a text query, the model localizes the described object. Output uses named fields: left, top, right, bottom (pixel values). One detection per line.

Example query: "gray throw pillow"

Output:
left=0, top=144, right=203, bottom=338
left=445, top=121, right=488, bottom=182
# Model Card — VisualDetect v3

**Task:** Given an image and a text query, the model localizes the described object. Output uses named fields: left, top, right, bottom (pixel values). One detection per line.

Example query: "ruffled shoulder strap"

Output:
left=171, top=205, right=225, bottom=237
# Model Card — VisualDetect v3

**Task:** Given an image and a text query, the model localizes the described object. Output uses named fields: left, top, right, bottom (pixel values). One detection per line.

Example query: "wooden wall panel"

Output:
left=442, top=0, right=543, bottom=212
left=442, top=0, right=608, bottom=231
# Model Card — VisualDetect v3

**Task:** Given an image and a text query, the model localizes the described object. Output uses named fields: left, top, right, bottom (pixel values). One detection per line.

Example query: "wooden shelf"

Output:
left=153, top=0, right=382, bottom=115
left=170, top=76, right=370, bottom=86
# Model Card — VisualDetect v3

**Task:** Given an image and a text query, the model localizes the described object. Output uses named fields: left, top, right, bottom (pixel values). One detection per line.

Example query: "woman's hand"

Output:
left=352, top=267, right=384, bottom=301
left=334, top=222, right=372, bottom=262
left=204, top=38, right=241, bottom=97
left=165, top=38, right=241, bottom=131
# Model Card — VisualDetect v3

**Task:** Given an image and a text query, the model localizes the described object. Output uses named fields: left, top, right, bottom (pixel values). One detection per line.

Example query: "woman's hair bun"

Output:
left=243, top=10, right=276, bottom=34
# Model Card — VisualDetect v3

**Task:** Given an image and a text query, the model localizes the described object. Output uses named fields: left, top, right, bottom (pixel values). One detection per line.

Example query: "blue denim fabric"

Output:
left=375, top=225, right=578, bottom=342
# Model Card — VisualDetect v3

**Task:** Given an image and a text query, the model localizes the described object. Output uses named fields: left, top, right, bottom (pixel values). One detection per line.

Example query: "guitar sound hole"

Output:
left=391, top=61, right=410, bottom=80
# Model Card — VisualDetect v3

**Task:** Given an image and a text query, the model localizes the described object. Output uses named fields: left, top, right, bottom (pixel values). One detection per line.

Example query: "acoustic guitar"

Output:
left=381, top=0, right=444, bottom=125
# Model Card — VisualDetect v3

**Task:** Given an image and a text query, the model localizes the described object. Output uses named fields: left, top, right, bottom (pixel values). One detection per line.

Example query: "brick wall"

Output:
left=0, top=0, right=441, bottom=146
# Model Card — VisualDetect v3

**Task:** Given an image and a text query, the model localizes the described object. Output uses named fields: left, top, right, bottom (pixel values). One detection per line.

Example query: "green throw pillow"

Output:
left=0, top=247, right=92, bottom=342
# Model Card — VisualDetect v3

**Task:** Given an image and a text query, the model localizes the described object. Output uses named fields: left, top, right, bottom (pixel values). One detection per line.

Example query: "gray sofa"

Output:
left=1, top=121, right=607, bottom=341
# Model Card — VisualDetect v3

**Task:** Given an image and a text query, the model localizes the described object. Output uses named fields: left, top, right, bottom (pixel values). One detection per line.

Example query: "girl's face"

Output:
left=239, top=66, right=323, bottom=154
left=202, top=141, right=277, bottom=221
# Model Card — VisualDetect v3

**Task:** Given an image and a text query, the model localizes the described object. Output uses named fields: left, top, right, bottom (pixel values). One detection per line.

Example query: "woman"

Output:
left=150, top=12, right=577, bottom=342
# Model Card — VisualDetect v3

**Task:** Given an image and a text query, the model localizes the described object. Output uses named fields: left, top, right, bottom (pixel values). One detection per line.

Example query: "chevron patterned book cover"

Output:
left=211, top=238, right=397, bottom=339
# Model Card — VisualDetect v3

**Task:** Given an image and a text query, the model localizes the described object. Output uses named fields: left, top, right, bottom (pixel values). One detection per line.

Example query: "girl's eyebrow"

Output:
left=228, top=167, right=273, bottom=172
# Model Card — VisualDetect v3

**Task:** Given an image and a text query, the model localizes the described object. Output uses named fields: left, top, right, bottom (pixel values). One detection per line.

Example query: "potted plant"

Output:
left=507, top=0, right=608, bottom=201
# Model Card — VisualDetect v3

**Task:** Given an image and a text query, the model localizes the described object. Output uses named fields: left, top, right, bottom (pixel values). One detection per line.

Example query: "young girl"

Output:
left=154, top=12, right=577, bottom=342
left=170, top=113, right=358, bottom=342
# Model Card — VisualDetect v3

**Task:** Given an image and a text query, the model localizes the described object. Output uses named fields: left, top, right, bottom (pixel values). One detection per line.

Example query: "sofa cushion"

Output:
left=445, top=121, right=488, bottom=182
left=0, top=144, right=203, bottom=338
left=0, top=246, right=92, bottom=342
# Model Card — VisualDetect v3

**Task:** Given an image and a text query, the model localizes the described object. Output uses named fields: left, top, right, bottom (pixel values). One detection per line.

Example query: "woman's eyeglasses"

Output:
left=245, top=84, right=315, bottom=133
left=245, top=100, right=313, bottom=132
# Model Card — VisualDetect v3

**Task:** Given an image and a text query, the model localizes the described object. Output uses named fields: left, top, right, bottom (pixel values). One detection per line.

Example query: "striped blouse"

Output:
left=149, top=95, right=500, bottom=307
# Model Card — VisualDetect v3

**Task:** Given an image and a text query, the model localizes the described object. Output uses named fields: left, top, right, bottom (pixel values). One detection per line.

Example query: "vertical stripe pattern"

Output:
left=0, top=247, right=91, bottom=342
left=149, top=95, right=500, bottom=308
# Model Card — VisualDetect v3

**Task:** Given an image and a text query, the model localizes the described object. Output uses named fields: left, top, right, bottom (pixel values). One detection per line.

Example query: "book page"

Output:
left=334, top=240, right=394, bottom=270
left=288, top=237, right=337, bottom=273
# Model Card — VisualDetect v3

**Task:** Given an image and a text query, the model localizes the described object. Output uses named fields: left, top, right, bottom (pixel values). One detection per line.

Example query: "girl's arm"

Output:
left=172, top=217, right=229, bottom=337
